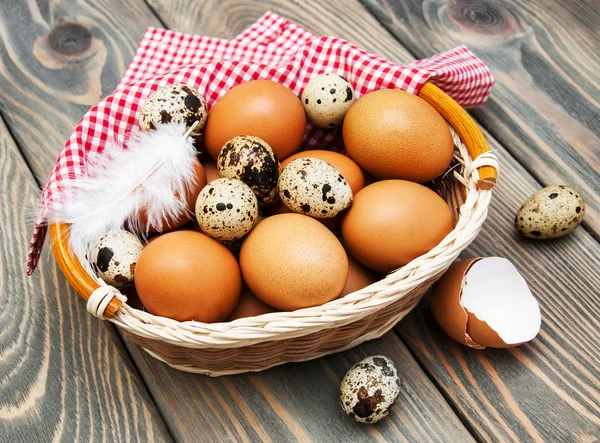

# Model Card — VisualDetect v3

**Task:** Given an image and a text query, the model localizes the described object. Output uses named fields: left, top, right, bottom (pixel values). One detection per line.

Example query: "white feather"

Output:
left=48, top=122, right=199, bottom=267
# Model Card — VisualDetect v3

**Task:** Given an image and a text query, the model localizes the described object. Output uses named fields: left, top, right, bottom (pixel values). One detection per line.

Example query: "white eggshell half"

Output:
left=461, top=257, right=541, bottom=345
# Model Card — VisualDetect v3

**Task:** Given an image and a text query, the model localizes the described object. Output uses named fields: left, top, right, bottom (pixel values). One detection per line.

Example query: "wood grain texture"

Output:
left=0, top=117, right=172, bottom=442
left=0, top=0, right=162, bottom=184
left=3, top=0, right=598, bottom=440
left=126, top=332, right=474, bottom=443
left=361, top=0, right=600, bottom=239
left=144, top=0, right=416, bottom=62
left=397, top=125, right=600, bottom=442
left=147, top=1, right=600, bottom=439
left=0, top=0, right=474, bottom=440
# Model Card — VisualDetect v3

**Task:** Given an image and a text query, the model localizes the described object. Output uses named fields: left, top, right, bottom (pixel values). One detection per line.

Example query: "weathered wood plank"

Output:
left=149, top=1, right=600, bottom=440
left=126, top=332, right=474, bottom=443
left=0, top=0, right=162, bottom=184
left=361, top=0, right=600, bottom=239
left=144, top=0, right=416, bottom=63
left=0, top=117, right=172, bottom=442
left=397, top=128, right=600, bottom=441
left=0, top=0, right=474, bottom=440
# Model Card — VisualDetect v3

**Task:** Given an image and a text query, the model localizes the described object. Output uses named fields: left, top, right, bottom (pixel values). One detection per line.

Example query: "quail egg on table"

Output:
left=279, top=158, right=353, bottom=218
left=217, top=135, right=280, bottom=205
left=91, top=230, right=144, bottom=288
left=340, top=355, right=400, bottom=424
left=516, top=185, right=586, bottom=239
left=195, top=178, right=259, bottom=241
left=301, top=73, right=356, bottom=128
left=139, top=84, right=207, bottom=134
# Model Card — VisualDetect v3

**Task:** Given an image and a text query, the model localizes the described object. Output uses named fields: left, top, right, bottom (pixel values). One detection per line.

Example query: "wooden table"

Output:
left=1, top=1, right=598, bottom=441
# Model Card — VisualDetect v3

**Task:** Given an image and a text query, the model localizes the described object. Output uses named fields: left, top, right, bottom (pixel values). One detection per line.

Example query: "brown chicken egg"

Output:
left=202, top=161, right=220, bottom=183
left=227, top=286, right=278, bottom=321
left=430, top=257, right=542, bottom=349
left=134, top=230, right=241, bottom=322
left=342, top=180, right=454, bottom=272
left=204, top=80, right=306, bottom=161
left=343, top=89, right=454, bottom=183
left=240, top=213, right=349, bottom=311
left=339, top=251, right=377, bottom=298
left=137, top=157, right=207, bottom=233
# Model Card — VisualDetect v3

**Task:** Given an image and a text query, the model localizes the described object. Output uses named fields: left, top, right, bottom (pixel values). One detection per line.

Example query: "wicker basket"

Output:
left=50, top=82, right=498, bottom=376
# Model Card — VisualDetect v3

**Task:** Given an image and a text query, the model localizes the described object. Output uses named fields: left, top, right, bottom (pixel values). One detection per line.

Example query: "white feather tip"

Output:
left=48, top=122, right=200, bottom=263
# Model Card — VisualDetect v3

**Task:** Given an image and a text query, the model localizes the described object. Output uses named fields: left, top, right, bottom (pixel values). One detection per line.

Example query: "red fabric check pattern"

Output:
left=27, top=12, right=494, bottom=274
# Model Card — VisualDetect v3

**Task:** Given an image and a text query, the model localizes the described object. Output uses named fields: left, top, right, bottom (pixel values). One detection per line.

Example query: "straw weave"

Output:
left=89, top=127, right=496, bottom=375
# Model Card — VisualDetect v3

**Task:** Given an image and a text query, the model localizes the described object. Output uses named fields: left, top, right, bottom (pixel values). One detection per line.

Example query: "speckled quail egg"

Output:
left=340, top=355, right=400, bottom=424
left=195, top=178, right=259, bottom=241
left=301, top=73, right=356, bottom=128
left=516, top=185, right=585, bottom=239
left=217, top=136, right=280, bottom=205
left=91, top=230, right=144, bottom=288
left=139, top=84, right=207, bottom=134
left=279, top=158, right=352, bottom=218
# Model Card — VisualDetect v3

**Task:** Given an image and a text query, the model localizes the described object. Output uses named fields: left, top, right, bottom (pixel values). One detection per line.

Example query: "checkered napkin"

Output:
left=27, top=12, right=494, bottom=274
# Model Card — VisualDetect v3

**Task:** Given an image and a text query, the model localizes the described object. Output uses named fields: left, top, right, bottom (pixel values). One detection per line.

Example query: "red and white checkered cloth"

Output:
left=27, top=12, right=494, bottom=274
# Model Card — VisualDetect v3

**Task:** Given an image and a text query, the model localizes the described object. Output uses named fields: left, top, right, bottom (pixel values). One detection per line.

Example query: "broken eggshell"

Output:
left=430, top=257, right=541, bottom=349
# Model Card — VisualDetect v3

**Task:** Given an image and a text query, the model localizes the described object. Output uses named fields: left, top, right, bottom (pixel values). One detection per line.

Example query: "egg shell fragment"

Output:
left=195, top=178, right=259, bottom=241
left=301, top=73, right=356, bottom=128
left=516, top=185, right=585, bottom=239
left=139, top=84, right=207, bottom=134
left=431, top=257, right=542, bottom=349
left=92, top=230, right=144, bottom=288
left=217, top=135, right=280, bottom=205
left=429, top=258, right=484, bottom=349
left=279, top=158, right=353, bottom=218
left=340, top=355, right=400, bottom=424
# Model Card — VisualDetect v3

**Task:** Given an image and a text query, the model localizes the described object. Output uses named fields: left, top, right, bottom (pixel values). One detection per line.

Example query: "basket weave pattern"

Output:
left=100, top=129, right=494, bottom=375
left=42, top=14, right=497, bottom=374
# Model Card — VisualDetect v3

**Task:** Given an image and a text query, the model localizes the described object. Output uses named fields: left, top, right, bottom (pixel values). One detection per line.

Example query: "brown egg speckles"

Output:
left=301, top=73, right=356, bottom=128
left=92, top=230, right=144, bottom=288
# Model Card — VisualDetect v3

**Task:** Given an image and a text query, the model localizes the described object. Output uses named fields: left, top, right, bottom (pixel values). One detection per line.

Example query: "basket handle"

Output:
left=418, top=82, right=497, bottom=190
left=49, top=222, right=122, bottom=318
